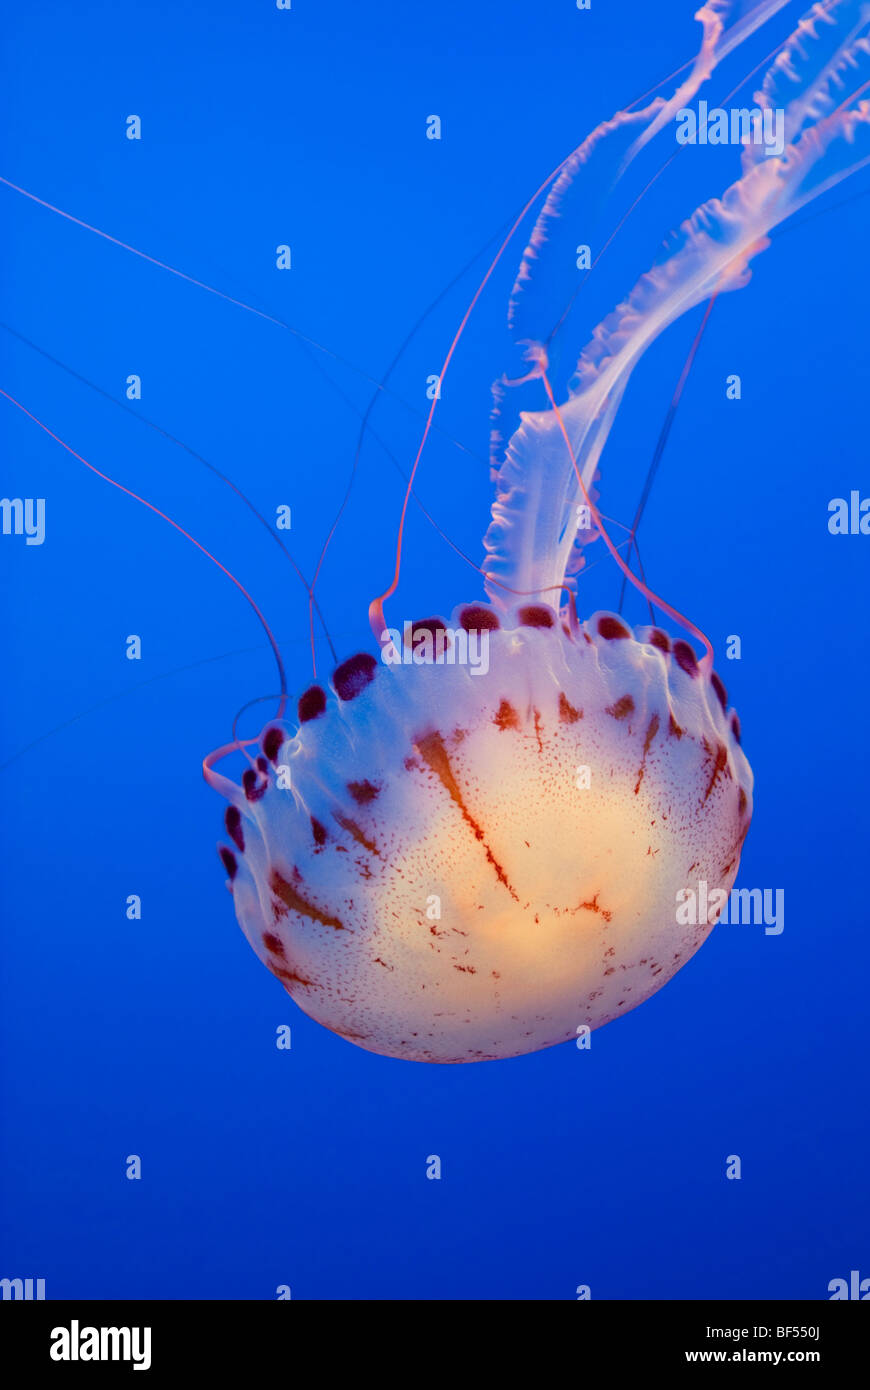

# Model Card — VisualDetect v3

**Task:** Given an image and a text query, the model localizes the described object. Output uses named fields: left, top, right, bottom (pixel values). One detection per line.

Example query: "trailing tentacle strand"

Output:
left=484, top=4, right=870, bottom=613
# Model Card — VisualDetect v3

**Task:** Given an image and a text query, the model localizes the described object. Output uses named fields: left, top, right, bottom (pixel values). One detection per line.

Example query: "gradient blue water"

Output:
left=1, top=0, right=868, bottom=1300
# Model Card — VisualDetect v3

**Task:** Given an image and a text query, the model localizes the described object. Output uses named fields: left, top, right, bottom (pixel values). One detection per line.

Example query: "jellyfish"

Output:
left=202, top=0, right=870, bottom=1062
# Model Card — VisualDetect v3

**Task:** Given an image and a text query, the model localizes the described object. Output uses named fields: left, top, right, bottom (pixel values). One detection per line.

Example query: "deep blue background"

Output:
left=1, top=0, right=868, bottom=1300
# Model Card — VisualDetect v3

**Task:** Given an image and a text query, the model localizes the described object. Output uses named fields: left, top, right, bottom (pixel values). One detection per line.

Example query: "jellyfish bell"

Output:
left=206, top=603, right=750, bottom=1062
left=205, top=0, right=870, bottom=1060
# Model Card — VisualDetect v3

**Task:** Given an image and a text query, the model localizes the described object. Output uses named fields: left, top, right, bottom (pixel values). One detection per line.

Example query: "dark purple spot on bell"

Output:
left=710, top=671, right=728, bottom=711
left=225, top=806, right=245, bottom=852
left=518, top=604, right=555, bottom=629
left=460, top=604, right=500, bottom=632
left=407, top=617, right=448, bottom=643
left=262, top=727, right=283, bottom=763
left=298, top=685, right=326, bottom=723
left=649, top=628, right=671, bottom=653
left=219, top=846, right=238, bottom=880
left=311, top=816, right=327, bottom=846
left=348, top=779, right=381, bottom=805
left=243, top=768, right=267, bottom=802
left=731, top=713, right=742, bottom=745
left=598, top=615, right=630, bottom=640
left=334, top=653, right=377, bottom=702
left=407, top=618, right=450, bottom=660
left=256, top=755, right=268, bottom=773
left=672, top=640, right=699, bottom=677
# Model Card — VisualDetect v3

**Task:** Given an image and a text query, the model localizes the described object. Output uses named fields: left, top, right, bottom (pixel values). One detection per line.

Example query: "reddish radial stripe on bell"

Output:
left=334, top=813, right=379, bottom=855
left=225, top=805, right=245, bottom=852
left=494, top=698, right=520, bottom=730
left=634, top=712, right=661, bottom=795
left=459, top=604, right=500, bottom=632
left=262, top=931, right=285, bottom=958
left=702, top=741, right=729, bottom=803
left=270, top=868, right=346, bottom=930
left=558, top=692, right=582, bottom=723
left=731, top=713, right=742, bottom=745
left=672, top=639, right=699, bottom=676
left=598, top=615, right=630, bottom=640
left=333, top=653, right=377, bottom=701
left=710, top=671, right=728, bottom=711
left=415, top=731, right=518, bottom=900
left=606, top=694, right=635, bottom=720
left=298, top=684, right=326, bottom=723
left=219, top=846, right=238, bottom=880
left=262, top=727, right=284, bottom=762
left=518, top=604, right=555, bottom=629
left=649, top=628, right=671, bottom=653
left=310, top=816, right=327, bottom=846
left=270, top=962, right=318, bottom=989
